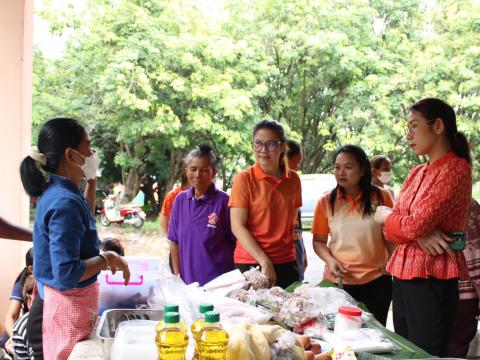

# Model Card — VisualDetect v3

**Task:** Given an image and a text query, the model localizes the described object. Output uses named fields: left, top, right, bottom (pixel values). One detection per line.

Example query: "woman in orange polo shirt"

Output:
left=229, top=120, right=302, bottom=289
left=374, top=98, right=472, bottom=356
left=312, top=145, right=393, bottom=325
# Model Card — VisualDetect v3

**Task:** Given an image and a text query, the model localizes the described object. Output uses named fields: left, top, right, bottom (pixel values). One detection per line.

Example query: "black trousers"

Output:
left=25, top=295, right=44, bottom=360
left=448, top=297, right=479, bottom=358
left=340, top=275, right=392, bottom=326
left=392, top=277, right=458, bottom=357
left=235, top=261, right=300, bottom=289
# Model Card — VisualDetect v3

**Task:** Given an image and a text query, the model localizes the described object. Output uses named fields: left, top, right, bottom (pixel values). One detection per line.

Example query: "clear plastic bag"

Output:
left=277, top=296, right=321, bottom=328
left=247, top=287, right=292, bottom=314
left=269, top=331, right=303, bottom=360
left=148, top=274, right=272, bottom=326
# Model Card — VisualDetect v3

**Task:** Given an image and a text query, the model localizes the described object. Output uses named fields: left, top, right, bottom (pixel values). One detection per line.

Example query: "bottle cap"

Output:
left=204, top=311, right=220, bottom=323
left=164, top=311, right=180, bottom=324
left=199, top=303, right=214, bottom=314
left=164, top=304, right=179, bottom=313
left=338, top=306, right=362, bottom=317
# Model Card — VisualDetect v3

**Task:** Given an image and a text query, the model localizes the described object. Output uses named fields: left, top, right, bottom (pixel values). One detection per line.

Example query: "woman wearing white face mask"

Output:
left=370, top=155, right=395, bottom=203
left=19, top=118, right=130, bottom=360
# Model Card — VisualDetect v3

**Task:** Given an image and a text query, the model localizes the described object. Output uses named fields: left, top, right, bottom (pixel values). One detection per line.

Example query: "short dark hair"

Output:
left=370, top=155, right=390, bottom=170
left=286, top=140, right=302, bottom=159
left=100, top=237, right=125, bottom=256
left=15, top=247, right=34, bottom=286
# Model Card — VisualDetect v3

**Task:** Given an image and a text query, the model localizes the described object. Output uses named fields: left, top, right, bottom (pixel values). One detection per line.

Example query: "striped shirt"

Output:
left=459, top=200, right=480, bottom=300
left=12, top=312, right=29, bottom=360
left=384, top=152, right=472, bottom=280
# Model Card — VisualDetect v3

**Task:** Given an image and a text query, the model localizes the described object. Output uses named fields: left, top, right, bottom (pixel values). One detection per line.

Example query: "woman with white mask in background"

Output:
left=19, top=118, right=130, bottom=360
left=370, top=155, right=395, bottom=203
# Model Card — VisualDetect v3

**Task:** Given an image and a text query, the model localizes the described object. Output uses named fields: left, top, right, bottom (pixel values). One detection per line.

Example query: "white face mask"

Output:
left=73, top=150, right=101, bottom=180
left=378, top=171, right=393, bottom=184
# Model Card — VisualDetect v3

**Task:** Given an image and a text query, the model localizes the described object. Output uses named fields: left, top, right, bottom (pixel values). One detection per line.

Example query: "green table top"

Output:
left=285, top=280, right=433, bottom=360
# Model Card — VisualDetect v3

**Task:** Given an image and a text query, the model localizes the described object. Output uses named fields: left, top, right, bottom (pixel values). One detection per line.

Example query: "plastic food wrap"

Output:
left=248, top=287, right=292, bottom=314
left=269, top=331, right=303, bottom=360
left=227, top=288, right=250, bottom=303
left=321, top=328, right=398, bottom=354
left=243, top=267, right=270, bottom=290
left=294, top=287, right=358, bottom=316
left=278, top=296, right=321, bottom=328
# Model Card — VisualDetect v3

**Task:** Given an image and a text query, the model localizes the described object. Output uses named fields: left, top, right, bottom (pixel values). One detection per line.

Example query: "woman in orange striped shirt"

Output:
left=374, top=98, right=472, bottom=356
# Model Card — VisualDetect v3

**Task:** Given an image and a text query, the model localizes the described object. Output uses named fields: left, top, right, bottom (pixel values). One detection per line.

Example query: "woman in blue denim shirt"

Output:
left=19, top=118, right=130, bottom=360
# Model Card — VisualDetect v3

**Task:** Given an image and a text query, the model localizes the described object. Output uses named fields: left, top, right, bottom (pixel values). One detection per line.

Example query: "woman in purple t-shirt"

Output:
left=168, top=143, right=235, bottom=286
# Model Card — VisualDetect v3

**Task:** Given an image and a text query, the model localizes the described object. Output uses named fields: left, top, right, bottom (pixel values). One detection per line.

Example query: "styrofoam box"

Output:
left=98, top=256, right=165, bottom=315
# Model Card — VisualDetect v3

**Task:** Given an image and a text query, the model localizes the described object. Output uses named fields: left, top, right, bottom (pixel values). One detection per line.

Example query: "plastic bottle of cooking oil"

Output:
left=155, top=311, right=189, bottom=360
left=156, top=304, right=187, bottom=334
left=191, top=303, right=214, bottom=359
left=197, top=311, right=229, bottom=360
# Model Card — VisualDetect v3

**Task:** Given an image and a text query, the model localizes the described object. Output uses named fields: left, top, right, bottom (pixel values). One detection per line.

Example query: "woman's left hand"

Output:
left=417, top=229, right=454, bottom=257
left=374, top=206, right=393, bottom=224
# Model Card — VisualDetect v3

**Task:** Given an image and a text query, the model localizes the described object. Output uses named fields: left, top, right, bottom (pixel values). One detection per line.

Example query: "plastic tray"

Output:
left=95, top=308, right=163, bottom=360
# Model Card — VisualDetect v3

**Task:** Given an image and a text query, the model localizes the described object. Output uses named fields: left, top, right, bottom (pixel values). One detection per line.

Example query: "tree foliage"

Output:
left=33, top=0, right=480, bottom=213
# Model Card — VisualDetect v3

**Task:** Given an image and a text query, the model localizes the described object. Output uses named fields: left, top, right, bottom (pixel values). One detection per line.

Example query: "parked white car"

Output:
left=300, top=174, right=337, bottom=229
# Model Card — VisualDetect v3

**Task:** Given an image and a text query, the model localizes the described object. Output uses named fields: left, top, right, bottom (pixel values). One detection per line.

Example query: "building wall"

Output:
left=0, top=0, right=33, bottom=321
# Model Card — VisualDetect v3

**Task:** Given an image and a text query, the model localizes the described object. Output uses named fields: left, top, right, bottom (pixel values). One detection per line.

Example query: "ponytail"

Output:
left=20, top=156, right=47, bottom=197
left=450, top=131, right=472, bottom=167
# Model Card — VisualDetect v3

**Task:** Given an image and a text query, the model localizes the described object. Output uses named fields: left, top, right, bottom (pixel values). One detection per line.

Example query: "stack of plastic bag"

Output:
left=147, top=274, right=272, bottom=326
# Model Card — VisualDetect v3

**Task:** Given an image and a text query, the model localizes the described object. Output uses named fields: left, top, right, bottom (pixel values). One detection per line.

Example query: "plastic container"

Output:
left=191, top=303, right=215, bottom=359
left=155, top=311, right=189, bottom=360
left=98, top=256, right=165, bottom=315
left=96, top=308, right=164, bottom=360
left=334, top=306, right=362, bottom=338
left=198, top=311, right=229, bottom=360
left=110, top=320, right=157, bottom=360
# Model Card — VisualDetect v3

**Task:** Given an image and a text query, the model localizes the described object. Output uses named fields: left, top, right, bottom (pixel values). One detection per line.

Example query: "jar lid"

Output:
left=338, top=306, right=362, bottom=316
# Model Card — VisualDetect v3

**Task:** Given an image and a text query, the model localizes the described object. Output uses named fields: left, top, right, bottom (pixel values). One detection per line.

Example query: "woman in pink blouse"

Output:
left=374, top=98, right=472, bottom=356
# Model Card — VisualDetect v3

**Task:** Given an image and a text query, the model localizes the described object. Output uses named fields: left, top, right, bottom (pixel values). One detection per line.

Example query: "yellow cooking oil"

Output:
left=198, top=311, right=229, bottom=360
left=191, top=303, right=214, bottom=359
left=155, top=311, right=189, bottom=360
left=156, top=304, right=187, bottom=335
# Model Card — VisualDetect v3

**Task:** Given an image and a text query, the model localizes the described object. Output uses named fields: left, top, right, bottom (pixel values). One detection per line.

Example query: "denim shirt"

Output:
left=33, top=174, right=99, bottom=298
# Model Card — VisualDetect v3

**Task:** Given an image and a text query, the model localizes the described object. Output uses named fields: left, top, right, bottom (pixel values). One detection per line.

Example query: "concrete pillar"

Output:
left=0, top=0, right=33, bottom=321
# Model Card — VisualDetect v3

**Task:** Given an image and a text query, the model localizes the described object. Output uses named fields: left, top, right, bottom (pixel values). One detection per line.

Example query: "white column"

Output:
left=0, top=0, right=33, bottom=319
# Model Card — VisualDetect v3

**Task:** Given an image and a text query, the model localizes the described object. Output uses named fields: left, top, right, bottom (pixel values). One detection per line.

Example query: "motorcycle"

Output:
left=97, top=195, right=146, bottom=229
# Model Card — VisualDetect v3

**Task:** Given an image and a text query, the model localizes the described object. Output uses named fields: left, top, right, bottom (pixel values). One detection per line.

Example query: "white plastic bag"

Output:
left=148, top=274, right=272, bottom=326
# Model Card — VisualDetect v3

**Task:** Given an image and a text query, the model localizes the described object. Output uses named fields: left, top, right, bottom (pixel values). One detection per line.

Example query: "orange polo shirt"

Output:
left=228, top=163, right=302, bottom=264
left=161, top=186, right=184, bottom=217
left=312, top=188, right=393, bottom=285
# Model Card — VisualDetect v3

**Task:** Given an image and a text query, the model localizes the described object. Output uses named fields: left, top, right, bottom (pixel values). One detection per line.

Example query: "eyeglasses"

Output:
left=405, top=119, right=436, bottom=136
left=404, top=125, right=417, bottom=136
left=252, top=140, right=284, bottom=152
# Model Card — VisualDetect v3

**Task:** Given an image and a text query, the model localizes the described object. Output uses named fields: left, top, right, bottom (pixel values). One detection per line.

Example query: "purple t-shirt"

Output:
left=168, top=184, right=235, bottom=286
